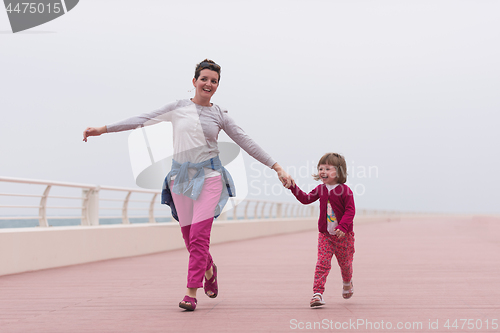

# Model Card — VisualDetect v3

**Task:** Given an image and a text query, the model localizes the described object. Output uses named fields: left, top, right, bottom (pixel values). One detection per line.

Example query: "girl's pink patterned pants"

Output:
left=313, top=231, right=355, bottom=294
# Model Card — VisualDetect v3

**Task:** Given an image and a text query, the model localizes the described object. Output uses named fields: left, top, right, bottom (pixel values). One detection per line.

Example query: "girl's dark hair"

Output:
left=312, top=152, right=348, bottom=184
left=194, top=59, right=221, bottom=82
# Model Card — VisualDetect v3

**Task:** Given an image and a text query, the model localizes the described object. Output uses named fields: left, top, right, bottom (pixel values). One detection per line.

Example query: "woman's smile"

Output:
left=192, top=69, right=219, bottom=104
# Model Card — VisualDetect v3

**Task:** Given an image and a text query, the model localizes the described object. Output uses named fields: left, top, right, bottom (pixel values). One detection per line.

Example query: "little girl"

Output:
left=288, top=153, right=355, bottom=307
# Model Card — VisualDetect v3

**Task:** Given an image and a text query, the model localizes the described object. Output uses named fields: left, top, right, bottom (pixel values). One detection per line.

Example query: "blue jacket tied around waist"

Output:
left=161, top=156, right=236, bottom=221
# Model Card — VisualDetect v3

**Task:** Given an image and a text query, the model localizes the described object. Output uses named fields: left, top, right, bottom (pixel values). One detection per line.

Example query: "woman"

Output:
left=83, top=59, right=294, bottom=311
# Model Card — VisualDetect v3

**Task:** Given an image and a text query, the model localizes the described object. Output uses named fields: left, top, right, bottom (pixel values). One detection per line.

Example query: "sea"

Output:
left=0, top=217, right=174, bottom=229
left=0, top=216, right=248, bottom=229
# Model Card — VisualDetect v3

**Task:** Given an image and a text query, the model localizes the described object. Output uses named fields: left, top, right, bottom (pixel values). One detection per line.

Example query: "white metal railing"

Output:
left=219, top=198, right=317, bottom=221
left=0, top=176, right=316, bottom=228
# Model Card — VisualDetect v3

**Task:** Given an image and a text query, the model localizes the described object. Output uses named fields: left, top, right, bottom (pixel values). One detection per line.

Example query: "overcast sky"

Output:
left=1, top=0, right=499, bottom=214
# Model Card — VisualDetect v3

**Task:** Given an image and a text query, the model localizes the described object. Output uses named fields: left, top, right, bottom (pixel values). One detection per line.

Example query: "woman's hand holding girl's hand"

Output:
left=83, top=126, right=107, bottom=142
left=335, top=229, right=345, bottom=238
left=272, top=163, right=295, bottom=188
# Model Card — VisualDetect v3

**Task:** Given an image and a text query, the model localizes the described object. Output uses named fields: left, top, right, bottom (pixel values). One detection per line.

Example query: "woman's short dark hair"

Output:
left=312, top=152, right=348, bottom=184
left=194, top=59, right=221, bottom=82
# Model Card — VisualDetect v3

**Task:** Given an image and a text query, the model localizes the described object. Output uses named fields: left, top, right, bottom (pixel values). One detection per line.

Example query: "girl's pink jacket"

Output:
left=289, top=184, right=355, bottom=234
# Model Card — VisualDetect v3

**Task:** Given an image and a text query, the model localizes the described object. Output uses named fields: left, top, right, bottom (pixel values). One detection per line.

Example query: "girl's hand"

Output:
left=335, top=229, right=345, bottom=238
left=83, top=126, right=107, bottom=142
left=272, top=163, right=295, bottom=188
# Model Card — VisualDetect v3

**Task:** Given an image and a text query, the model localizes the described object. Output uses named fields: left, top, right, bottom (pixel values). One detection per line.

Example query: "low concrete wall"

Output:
left=1, top=214, right=437, bottom=276
left=0, top=217, right=317, bottom=276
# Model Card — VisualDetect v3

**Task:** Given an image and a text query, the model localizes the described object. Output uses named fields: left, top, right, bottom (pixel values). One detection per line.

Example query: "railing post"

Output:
left=38, top=185, right=51, bottom=227
left=122, top=191, right=131, bottom=224
left=149, top=193, right=158, bottom=223
left=82, top=187, right=99, bottom=226
left=269, top=203, right=275, bottom=218
left=253, top=202, right=260, bottom=219
left=231, top=198, right=238, bottom=221
left=244, top=201, right=250, bottom=220
left=276, top=203, right=282, bottom=218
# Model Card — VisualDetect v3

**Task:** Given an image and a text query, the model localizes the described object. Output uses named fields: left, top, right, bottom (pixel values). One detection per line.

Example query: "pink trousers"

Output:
left=313, top=231, right=355, bottom=294
left=171, top=176, right=223, bottom=289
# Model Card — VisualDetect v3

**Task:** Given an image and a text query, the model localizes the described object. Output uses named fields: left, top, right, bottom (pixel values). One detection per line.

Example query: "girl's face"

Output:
left=192, top=69, right=219, bottom=101
left=318, top=164, right=338, bottom=185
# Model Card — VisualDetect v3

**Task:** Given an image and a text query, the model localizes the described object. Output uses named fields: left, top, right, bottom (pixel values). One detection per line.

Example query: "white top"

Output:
left=326, top=183, right=340, bottom=235
left=325, top=183, right=339, bottom=192
left=107, top=99, right=276, bottom=177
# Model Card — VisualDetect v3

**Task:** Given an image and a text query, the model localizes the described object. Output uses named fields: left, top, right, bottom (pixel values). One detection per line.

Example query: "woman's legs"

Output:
left=170, top=186, right=197, bottom=300
left=181, top=218, right=214, bottom=288
left=171, top=176, right=222, bottom=300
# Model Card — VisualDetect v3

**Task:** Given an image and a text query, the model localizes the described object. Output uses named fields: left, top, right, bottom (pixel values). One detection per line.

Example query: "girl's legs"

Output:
left=332, top=231, right=355, bottom=282
left=171, top=176, right=222, bottom=301
left=332, top=232, right=355, bottom=296
left=313, top=232, right=355, bottom=297
left=313, top=232, right=335, bottom=294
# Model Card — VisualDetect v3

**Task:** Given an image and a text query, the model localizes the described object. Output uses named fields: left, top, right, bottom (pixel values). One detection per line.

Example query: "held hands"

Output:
left=272, top=163, right=295, bottom=189
left=83, top=126, right=107, bottom=142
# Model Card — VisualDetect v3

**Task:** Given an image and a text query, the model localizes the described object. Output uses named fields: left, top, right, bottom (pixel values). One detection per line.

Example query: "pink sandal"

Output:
left=204, top=263, right=218, bottom=298
left=179, top=295, right=197, bottom=311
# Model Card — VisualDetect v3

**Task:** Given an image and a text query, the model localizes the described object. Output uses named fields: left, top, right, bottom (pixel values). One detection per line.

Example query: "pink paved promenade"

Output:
left=1, top=215, right=499, bottom=333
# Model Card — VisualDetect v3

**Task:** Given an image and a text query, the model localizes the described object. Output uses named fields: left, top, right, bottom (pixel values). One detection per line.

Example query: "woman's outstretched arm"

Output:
left=221, top=112, right=295, bottom=188
left=83, top=100, right=180, bottom=142
left=83, top=126, right=107, bottom=142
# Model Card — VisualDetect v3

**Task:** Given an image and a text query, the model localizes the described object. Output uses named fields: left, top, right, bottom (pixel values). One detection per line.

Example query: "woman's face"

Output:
left=193, top=69, right=219, bottom=100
